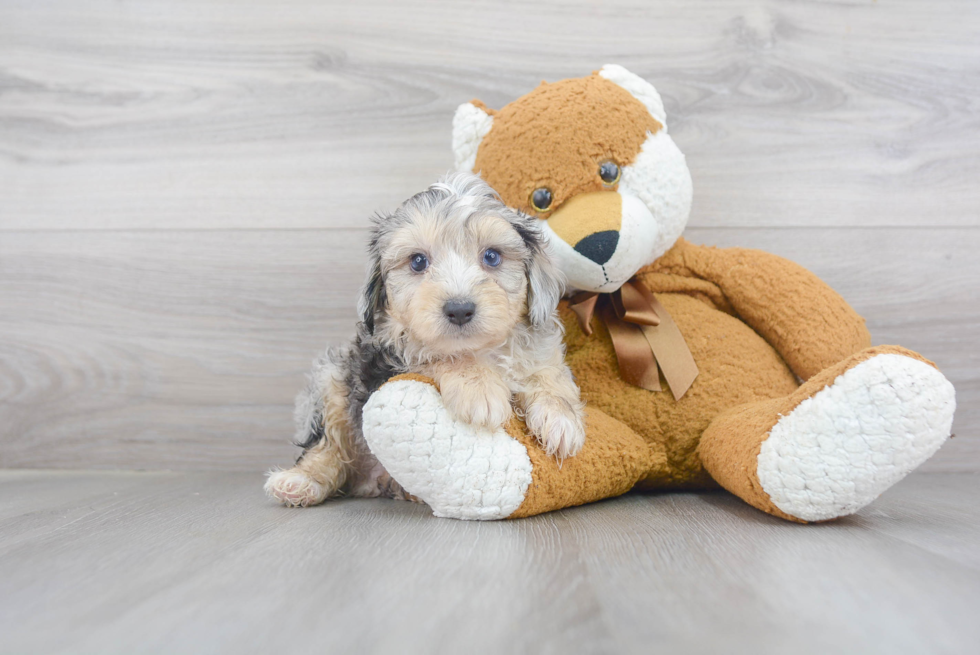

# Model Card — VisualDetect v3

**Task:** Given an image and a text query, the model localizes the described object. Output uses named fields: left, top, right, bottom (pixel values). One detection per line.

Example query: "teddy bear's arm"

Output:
left=682, top=244, right=871, bottom=380
left=361, top=374, right=660, bottom=520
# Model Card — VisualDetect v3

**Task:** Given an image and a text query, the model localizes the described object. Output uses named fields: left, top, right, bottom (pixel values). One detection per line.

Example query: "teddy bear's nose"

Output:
left=574, top=230, right=620, bottom=265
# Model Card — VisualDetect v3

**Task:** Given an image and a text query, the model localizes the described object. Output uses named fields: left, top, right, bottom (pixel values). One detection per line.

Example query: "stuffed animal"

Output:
left=360, top=65, right=956, bottom=522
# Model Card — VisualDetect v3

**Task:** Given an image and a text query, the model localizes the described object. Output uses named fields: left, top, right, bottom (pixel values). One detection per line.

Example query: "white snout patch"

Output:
left=757, top=354, right=956, bottom=522
left=619, top=129, right=692, bottom=260
left=542, top=129, right=693, bottom=294
left=603, top=190, right=662, bottom=289
left=362, top=379, right=533, bottom=520
left=541, top=191, right=659, bottom=293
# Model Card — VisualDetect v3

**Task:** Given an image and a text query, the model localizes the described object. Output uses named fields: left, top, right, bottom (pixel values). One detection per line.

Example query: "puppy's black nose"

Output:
left=574, top=230, right=619, bottom=265
left=443, top=300, right=476, bottom=326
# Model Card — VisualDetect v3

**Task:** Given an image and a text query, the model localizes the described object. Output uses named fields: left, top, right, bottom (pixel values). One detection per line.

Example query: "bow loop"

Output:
left=568, top=292, right=599, bottom=337
left=567, top=278, right=699, bottom=400
left=614, top=280, right=661, bottom=327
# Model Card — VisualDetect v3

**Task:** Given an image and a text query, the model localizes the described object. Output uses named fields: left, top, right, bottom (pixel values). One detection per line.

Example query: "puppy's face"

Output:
left=381, top=210, right=530, bottom=355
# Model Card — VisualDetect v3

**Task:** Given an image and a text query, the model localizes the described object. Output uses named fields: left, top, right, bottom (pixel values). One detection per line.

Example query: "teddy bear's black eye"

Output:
left=599, top=161, right=621, bottom=185
left=409, top=253, right=429, bottom=272
left=530, top=188, right=553, bottom=212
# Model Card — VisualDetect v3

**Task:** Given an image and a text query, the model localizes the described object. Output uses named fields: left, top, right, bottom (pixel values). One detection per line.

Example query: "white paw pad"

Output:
left=758, top=354, right=956, bottom=521
left=362, top=380, right=533, bottom=520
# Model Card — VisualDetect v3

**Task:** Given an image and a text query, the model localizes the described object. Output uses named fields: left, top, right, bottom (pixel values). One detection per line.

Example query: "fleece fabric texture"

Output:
left=507, top=406, right=656, bottom=519
left=648, top=238, right=873, bottom=380
left=364, top=374, right=656, bottom=520
left=472, top=71, right=661, bottom=216
left=369, top=238, right=886, bottom=518
left=362, top=375, right=533, bottom=520
left=697, top=345, right=937, bottom=522
left=558, top=237, right=869, bottom=490
left=757, top=351, right=953, bottom=521
left=367, top=67, right=954, bottom=522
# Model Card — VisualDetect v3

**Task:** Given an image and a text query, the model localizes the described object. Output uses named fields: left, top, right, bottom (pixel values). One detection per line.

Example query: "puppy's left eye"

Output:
left=483, top=248, right=501, bottom=267
left=410, top=253, right=429, bottom=272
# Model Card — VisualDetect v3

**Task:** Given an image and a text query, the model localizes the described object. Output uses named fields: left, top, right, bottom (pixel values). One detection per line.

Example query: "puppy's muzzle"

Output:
left=443, top=299, right=476, bottom=326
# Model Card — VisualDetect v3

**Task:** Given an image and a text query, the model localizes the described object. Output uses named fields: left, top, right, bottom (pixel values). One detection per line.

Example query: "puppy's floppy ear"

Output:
left=516, top=217, right=565, bottom=328
left=360, top=223, right=388, bottom=334
left=362, top=260, right=386, bottom=334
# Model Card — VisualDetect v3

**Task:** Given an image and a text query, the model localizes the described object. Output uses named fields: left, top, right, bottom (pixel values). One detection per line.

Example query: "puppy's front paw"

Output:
left=441, top=374, right=513, bottom=429
left=525, top=397, right=586, bottom=459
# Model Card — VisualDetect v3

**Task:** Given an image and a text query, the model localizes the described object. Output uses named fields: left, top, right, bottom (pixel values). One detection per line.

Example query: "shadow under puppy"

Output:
left=266, top=172, right=585, bottom=507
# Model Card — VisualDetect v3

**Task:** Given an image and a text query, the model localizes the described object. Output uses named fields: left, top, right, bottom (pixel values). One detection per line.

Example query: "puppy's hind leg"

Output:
left=266, top=354, right=353, bottom=507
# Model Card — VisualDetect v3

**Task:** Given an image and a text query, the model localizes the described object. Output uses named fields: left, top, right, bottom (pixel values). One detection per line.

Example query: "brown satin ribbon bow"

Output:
left=569, top=278, right=699, bottom=401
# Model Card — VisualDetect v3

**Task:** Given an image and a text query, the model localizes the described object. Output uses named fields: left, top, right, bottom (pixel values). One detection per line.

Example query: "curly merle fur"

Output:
left=267, top=172, right=582, bottom=506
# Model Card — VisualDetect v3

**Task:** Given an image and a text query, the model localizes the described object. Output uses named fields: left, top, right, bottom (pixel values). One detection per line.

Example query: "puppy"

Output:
left=265, top=173, right=586, bottom=507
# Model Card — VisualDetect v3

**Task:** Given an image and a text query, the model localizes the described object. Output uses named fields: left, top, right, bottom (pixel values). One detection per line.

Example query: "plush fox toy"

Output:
left=361, top=65, right=956, bottom=522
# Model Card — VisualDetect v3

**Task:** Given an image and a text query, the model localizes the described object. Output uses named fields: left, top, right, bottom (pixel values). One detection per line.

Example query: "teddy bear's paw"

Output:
left=264, top=468, right=329, bottom=508
left=524, top=396, right=586, bottom=460
left=362, top=379, right=533, bottom=520
left=757, top=353, right=956, bottom=522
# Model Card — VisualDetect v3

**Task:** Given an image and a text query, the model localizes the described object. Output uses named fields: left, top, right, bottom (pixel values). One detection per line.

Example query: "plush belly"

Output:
left=561, top=293, right=799, bottom=486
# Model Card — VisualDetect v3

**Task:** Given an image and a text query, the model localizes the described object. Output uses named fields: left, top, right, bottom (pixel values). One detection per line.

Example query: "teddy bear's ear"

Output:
left=598, top=64, right=667, bottom=129
left=452, top=101, right=494, bottom=173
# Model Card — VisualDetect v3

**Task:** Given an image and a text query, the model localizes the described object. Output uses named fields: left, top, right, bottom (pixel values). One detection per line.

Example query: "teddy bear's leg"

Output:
left=361, top=374, right=659, bottom=520
left=698, top=346, right=956, bottom=522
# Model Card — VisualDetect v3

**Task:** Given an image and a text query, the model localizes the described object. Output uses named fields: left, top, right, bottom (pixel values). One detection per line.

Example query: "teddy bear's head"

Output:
left=452, top=65, right=693, bottom=294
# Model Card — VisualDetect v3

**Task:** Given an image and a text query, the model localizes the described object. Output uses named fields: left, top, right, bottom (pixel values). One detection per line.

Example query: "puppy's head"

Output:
left=361, top=172, right=563, bottom=357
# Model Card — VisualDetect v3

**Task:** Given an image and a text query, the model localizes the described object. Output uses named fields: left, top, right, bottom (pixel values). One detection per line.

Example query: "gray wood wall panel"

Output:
left=1, top=0, right=978, bottom=471
left=1, top=227, right=976, bottom=471
left=2, top=0, right=979, bottom=231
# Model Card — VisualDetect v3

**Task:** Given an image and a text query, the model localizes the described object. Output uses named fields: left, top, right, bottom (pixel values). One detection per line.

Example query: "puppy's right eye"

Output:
left=409, top=253, right=429, bottom=272
left=530, top=188, right=552, bottom=212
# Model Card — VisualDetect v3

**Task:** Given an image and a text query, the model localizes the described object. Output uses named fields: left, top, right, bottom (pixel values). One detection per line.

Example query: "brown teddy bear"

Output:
left=360, top=65, right=956, bottom=522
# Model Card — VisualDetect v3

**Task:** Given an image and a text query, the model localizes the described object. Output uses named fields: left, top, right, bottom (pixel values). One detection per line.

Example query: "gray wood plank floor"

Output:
left=1, top=470, right=978, bottom=654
